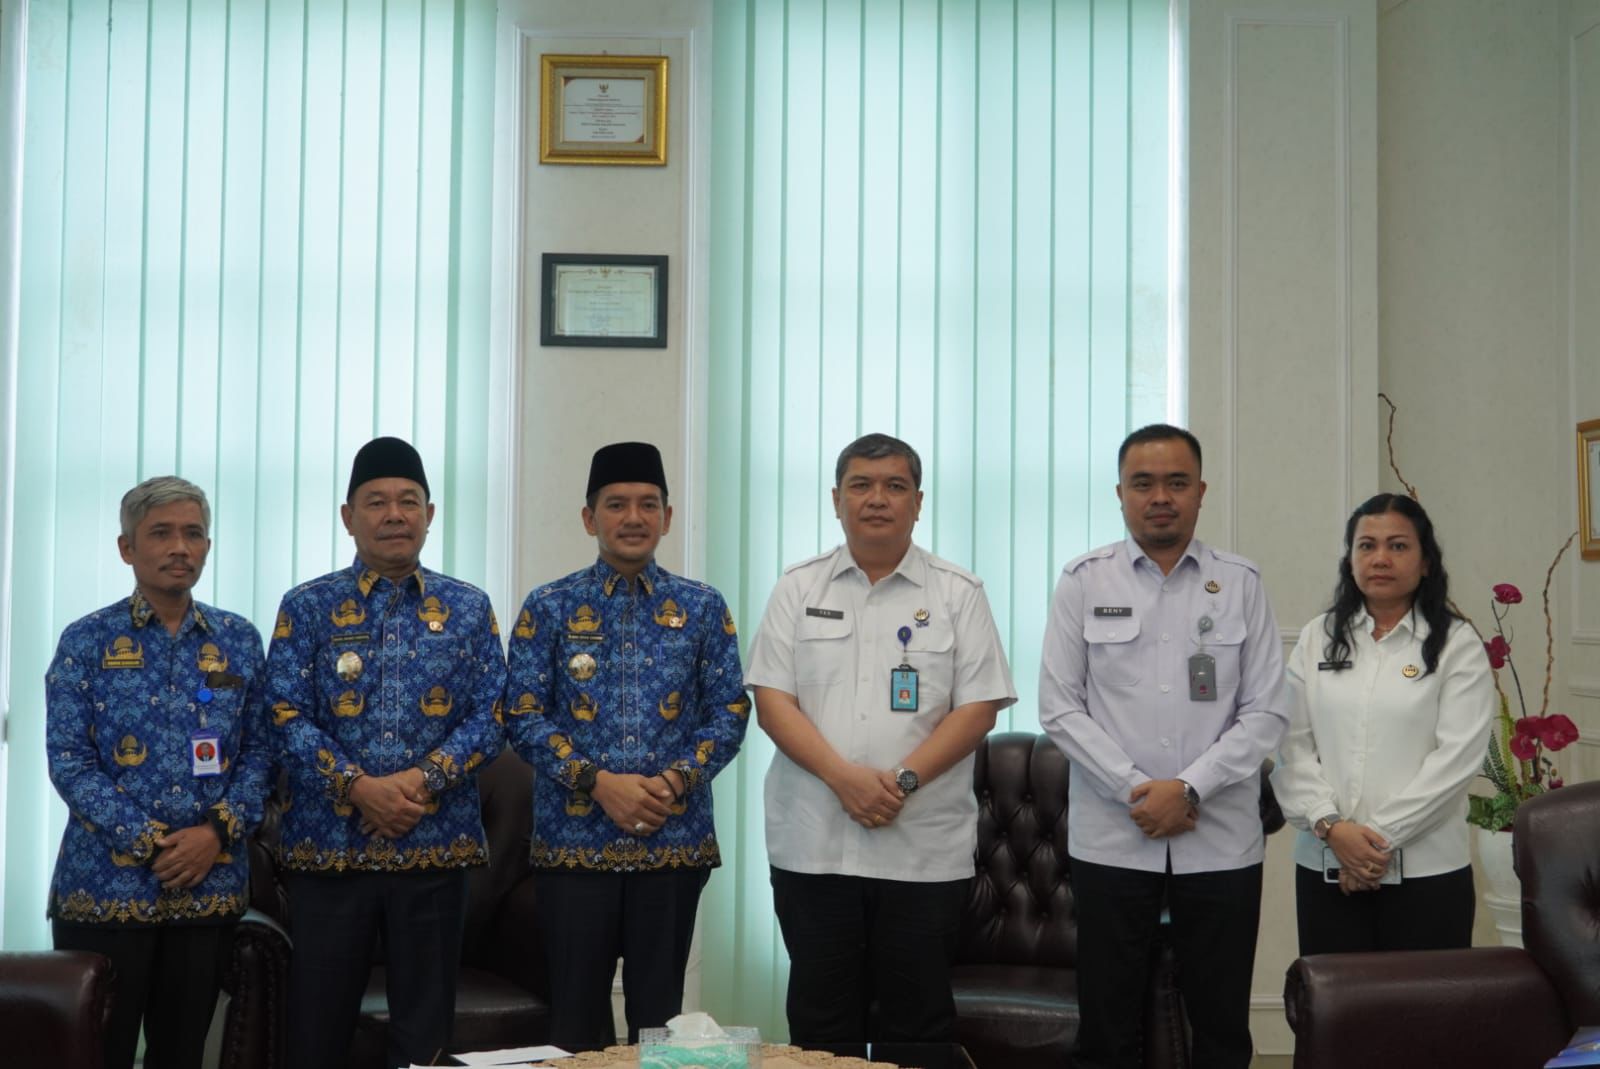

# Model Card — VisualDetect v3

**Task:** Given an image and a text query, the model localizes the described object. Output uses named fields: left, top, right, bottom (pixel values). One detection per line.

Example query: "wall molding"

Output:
left=1222, top=13, right=1354, bottom=552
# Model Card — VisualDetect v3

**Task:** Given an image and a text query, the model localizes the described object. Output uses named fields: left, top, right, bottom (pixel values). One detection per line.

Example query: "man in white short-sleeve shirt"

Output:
left=745, top=433, right=1017, bottom=1044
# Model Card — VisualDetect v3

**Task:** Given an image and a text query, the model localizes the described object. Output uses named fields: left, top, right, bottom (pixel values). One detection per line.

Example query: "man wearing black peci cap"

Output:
left=265, top=436, right=507, bottom=1069
left=503, top=442, right=749, bottom=1050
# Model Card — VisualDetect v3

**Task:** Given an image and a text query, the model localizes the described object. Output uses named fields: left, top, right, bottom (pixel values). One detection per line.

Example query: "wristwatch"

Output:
left=417, top=761, right=449, bottom=795
left=1313, top=815, right=1342, bottom=840
left=1178, top=780, right=1200, bottom=808
left=573, top=762, right=599, bottom=795
left=894, top=767, right=920, bottom=795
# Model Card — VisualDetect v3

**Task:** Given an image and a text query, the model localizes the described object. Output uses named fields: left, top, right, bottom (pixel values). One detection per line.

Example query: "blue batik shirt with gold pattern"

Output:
left=265, top=560, right=506, bottom=873
left=505, top=559, right=749, bottom=872
left=45, top=591, right=273, bottom=926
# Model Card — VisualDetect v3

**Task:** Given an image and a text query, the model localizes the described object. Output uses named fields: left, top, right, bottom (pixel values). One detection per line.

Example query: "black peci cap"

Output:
left=347, top=436, right=430, bottom=501
left=586, top=442, right=668, bottom=500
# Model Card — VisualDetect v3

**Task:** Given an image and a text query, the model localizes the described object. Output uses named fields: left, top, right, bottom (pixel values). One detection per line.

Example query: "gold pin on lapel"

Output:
left=1402, top=664, right=1420, bottom=679
left=1204, top=580, right=1220, bottom=594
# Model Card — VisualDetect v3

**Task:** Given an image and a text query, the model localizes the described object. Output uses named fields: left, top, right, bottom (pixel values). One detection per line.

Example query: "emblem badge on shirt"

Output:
left=653, top=599, right=688, bottom=629
left=196, top=642, right=229, bottom=673
left=1204, top=580, right=1221, bottom=593
left=331, top=599, right=367, bottom=627
left=914, top=608, right=931, bottom=628
left=418, top=596, right=451, bottom=633
left=114, top=734, right=147, bottom=766
left=566, top=605, right=604, bottom=641
left=568, top=651, right=598, bottom=681
left=1402, top=664, right=1421, bottom=679
left=102, top=636, right=145, bottom=669
left=805, top=607, right=844, bottom=619
left=420, top=686, right=453, bottom=716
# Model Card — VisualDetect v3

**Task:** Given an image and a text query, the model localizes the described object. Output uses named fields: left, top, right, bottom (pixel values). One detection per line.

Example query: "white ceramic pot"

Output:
left=1474, top=825, right=1523, bottom=948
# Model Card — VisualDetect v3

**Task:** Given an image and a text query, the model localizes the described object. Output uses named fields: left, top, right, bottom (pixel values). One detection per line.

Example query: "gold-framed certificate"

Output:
left=540, top=54, right=668, bottom=166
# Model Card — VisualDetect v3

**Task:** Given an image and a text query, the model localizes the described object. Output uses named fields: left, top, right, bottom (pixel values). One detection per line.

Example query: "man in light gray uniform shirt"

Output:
left=1039, top=423, right=1286, bottom=1069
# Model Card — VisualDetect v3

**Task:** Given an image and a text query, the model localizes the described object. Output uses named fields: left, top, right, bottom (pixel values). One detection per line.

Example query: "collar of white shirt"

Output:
left=829, top=542, right=929, bottom=588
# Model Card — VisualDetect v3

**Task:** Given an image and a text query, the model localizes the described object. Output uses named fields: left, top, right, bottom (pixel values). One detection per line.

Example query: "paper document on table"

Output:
left=449, top=1047, right=573, bottom=1066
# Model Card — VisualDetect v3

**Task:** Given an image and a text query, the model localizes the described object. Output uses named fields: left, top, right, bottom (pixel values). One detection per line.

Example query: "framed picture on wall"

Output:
left=540, top=253, right=668, bottom=348
left=540, top=54, right=668, bottom=166
left=1581, top=419, right=1600, bottom=561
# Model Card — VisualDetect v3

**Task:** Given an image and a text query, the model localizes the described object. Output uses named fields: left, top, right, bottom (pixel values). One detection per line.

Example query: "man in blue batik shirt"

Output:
left=47, top=475, right=273, bottom=1069
left=504, top=442, right=749, bottom=1051
left=266, top=437, right=506, bottom=1069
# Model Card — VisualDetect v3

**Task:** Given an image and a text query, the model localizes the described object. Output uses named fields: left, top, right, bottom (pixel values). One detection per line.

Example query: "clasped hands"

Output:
left=593, top=769, right=685, bottom=837
left=151, top=823, right=222, bottom=891
left=1129, top=779, right=1198, bottom=839
left=829, top=763, right=906, bottom=830
left=354, top=768, right=432, bottom=838
left=1326, top=821, right=1392, bottom=894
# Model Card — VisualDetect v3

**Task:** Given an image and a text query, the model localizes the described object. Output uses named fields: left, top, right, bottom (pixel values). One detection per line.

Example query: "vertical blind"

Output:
left=0, top=0, right=496, bottom=948
left=700, top=0, right=1171, bottom=1037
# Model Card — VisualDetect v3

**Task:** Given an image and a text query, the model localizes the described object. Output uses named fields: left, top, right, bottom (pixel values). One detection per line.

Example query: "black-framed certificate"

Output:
left=540, top=253, right=668, bottom=349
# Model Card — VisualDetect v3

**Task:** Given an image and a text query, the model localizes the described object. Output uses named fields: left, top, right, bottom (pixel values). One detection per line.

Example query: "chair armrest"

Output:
left=219, top=908, right=295, bottom=1069
left=1284, top=948, right=1569, bottom=1069
left=0, top=950, right=114, bottom=1069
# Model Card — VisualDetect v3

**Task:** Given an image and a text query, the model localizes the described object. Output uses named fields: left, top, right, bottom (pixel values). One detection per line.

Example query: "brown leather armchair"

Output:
left=1282, top=780, right=1599, bottom=1068
left=220, top=750, right=550, bottom=1069
left=954, top=733, right=1285, bottom=1069
left=0, top=949, right=115, bottom=1069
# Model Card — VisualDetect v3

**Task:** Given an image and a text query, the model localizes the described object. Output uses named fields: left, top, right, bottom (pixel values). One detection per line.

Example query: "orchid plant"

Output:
left=1467, top=556, right=1579, bottom=833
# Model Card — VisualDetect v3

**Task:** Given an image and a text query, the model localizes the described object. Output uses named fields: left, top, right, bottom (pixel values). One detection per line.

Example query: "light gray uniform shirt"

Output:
left=1038, top=537, right=1287, bottom=874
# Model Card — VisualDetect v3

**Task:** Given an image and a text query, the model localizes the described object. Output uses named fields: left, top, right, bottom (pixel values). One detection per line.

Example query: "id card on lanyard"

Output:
left=890, top=625, right=918, bottom=712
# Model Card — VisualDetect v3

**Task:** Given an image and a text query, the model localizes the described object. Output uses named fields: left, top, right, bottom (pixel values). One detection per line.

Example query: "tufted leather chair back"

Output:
left=1516, top=778, right=1600, bottom=1028
left=959, top=732, right=1075, bottom=969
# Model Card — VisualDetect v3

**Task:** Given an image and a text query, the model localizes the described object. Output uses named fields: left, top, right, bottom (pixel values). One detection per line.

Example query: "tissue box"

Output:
left=638, top=1026, right=761, bottom=1069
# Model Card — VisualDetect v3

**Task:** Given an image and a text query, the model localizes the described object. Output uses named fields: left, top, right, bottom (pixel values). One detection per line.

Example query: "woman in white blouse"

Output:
left=1272, top=493, right=1495, bottom=954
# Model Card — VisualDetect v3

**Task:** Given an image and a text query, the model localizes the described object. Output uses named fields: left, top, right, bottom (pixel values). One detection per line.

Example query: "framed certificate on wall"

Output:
left=540, top=54, right=668, bottom=166
left=540, top=253, right=668, bottom=348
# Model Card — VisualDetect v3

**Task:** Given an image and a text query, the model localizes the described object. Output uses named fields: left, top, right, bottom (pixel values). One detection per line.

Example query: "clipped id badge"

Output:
left=890, top=666, right=919, bottom=712
left=191, top=732, right=223, bottom=777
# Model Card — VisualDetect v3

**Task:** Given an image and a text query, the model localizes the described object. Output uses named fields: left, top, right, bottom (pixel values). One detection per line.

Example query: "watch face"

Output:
left=896, top=769, right=918, bottom=793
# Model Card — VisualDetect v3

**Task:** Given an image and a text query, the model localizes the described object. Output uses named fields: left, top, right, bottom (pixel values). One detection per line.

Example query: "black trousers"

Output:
left=1295, top=863, right=1475, bottom=955
left=1069, top=855, right=1262, bottom=1069
left=284, top=868, right=468, bottom=1069
left=536, top=867, right=710, bottom=1052
left=769, top=866, right=970, bottom=1045
left=52, top=920, right=231, bottom=1069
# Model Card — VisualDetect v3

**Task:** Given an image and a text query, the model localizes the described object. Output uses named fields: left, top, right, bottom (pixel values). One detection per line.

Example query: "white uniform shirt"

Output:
left=1271, top=609, right=1495, bottom=878
left=744, top=543, right=1018, bottom=881
left=1038, top=538, right=1287, bottom=874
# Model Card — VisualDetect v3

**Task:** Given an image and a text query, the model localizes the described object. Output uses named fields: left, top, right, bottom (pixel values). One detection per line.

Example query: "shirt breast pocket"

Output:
left=1195, top=624, right=1246, bottom=690
left=905, top=623, right=956, bottom=712
left=795, top=614, right=852, bottom=686
left=1085, top=617, right=1142, bottom=687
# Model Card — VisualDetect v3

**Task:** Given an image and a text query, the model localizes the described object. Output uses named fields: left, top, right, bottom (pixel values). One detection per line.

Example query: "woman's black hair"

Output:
left=1324, top=493, right=1455, bottom=674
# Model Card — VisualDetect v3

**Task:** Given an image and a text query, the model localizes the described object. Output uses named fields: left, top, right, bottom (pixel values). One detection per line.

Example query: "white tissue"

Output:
left=666, top=1012, right=729, bottom=1040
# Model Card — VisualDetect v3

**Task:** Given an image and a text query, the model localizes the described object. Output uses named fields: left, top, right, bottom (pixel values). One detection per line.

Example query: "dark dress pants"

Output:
left=1070, top=856, right=1263, bottom=1069
left=769, top=866, right=970, bottom=1045
left=284, top=868, right=468, bottom=1069
left=52, top=919, right=231, bottom=1069
left=1295, top=863, right=1475, bottom=955
left=536, top=867, right=709, bottom=1052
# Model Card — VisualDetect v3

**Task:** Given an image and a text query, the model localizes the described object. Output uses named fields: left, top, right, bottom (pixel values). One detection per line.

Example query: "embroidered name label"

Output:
left=1317, top=661, right=1353, bottom=671
left=1093, top=606, right=1132, bottom=618
left=805, top=607, right=844, bottom=619
left=330, top=633, right=370, bottom=646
